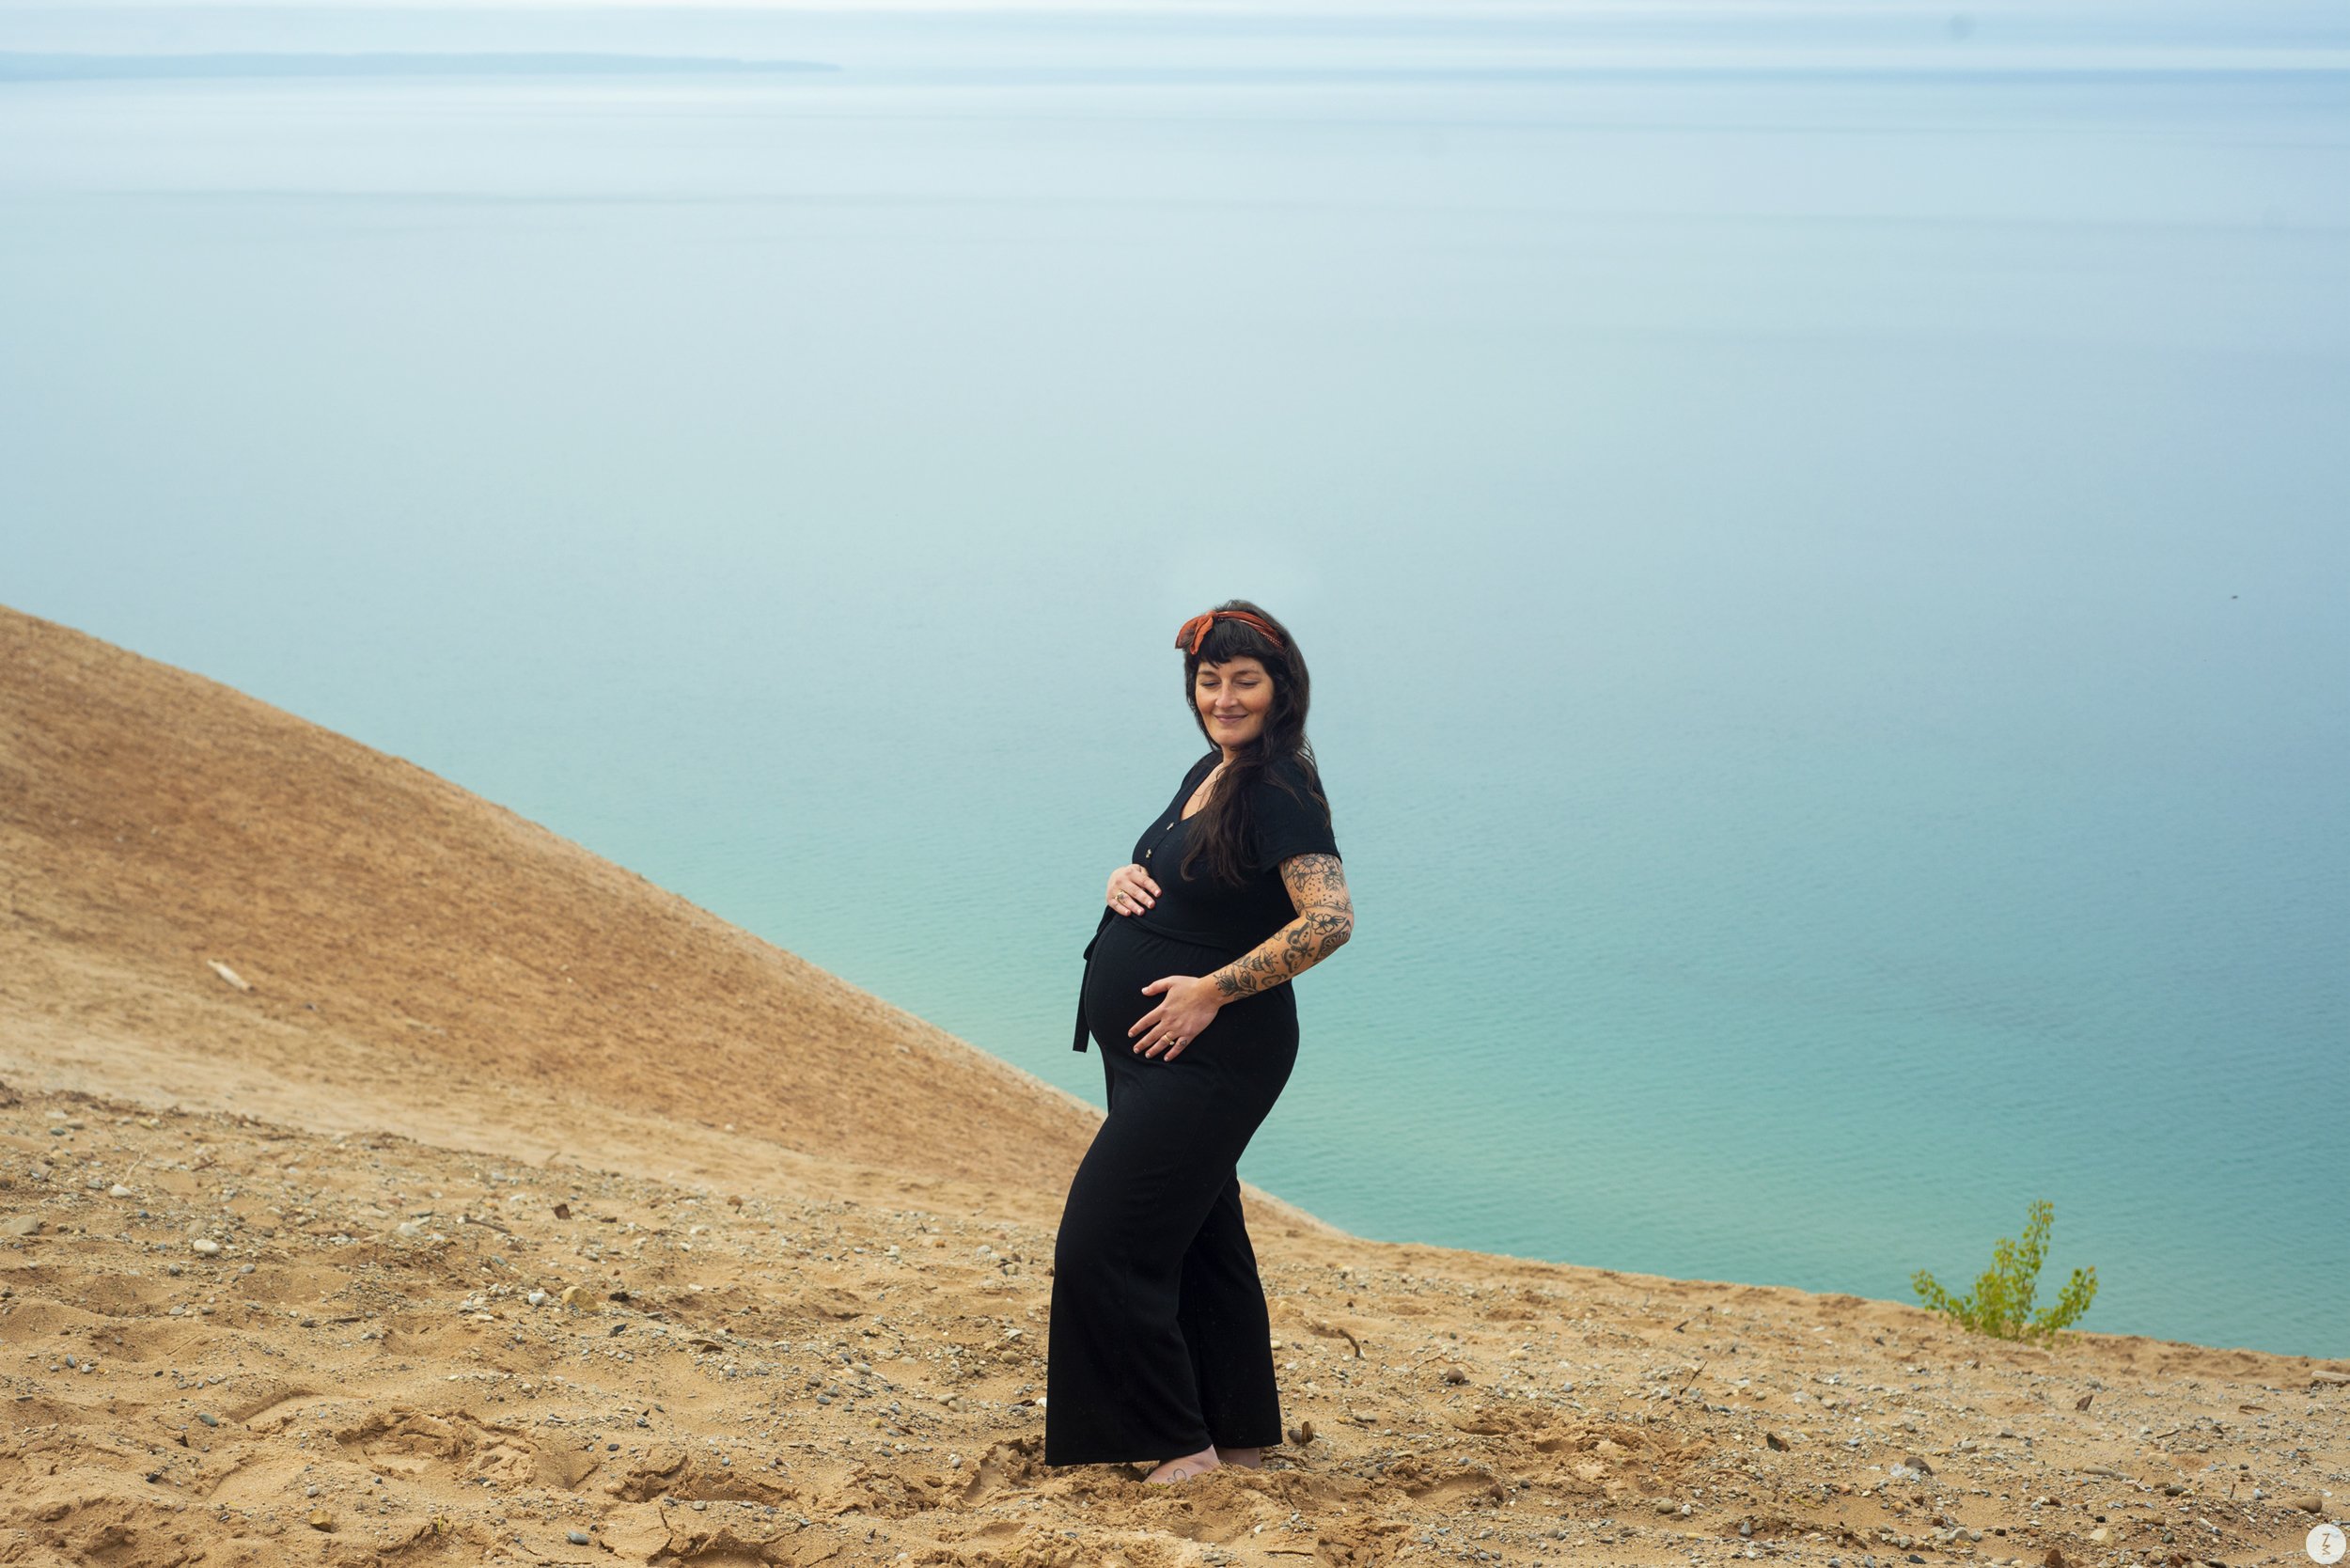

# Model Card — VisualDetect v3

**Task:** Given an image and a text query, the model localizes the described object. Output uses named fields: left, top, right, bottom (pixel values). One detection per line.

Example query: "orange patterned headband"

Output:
left=1175, top=610, right=1285, bottom=655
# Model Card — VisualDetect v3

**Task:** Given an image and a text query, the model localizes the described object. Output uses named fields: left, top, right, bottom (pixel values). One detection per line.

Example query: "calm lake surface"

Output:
left=4, top=0, right=2345, bottom=1356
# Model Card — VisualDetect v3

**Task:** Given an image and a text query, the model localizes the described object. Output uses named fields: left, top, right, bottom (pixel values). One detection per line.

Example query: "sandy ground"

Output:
left=3, top=604, right=2344, bottom=1567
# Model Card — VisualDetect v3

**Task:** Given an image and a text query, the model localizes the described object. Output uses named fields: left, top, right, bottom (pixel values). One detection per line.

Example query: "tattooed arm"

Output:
left=1206, top=854, right=1355, bottom=1003
left=1128, top=854, right=1354, bottom=1059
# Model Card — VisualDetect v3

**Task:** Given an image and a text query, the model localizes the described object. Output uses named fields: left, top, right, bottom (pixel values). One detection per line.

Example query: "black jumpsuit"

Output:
left=1045, top=748, right=1340, bottom=1466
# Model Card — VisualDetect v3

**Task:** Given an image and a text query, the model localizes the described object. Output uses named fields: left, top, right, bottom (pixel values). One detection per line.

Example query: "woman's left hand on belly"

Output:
left=1130, top=975, right=1226, bottom=1061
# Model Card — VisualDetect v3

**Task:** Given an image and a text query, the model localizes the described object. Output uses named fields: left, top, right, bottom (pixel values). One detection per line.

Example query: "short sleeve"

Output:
left=1246, top=757, right=1340, bottom=870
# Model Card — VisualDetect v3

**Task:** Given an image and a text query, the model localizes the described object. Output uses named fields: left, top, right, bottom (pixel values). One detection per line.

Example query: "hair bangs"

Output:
left=1190, top=616, right=1281, bottom=668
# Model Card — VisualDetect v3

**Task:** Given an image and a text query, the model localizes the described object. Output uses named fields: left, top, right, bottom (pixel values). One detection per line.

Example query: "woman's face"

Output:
left=1195, top=657, right=1274, bottom=750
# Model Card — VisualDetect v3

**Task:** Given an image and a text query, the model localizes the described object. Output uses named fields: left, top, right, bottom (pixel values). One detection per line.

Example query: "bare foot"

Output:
left=1143, top=1446, right=1221, bottom=1483
left=1214, top=1445, right=1262, bottom=1469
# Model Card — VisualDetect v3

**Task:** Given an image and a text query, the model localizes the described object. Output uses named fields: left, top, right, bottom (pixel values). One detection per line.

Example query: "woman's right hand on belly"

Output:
left=1106, top=863, right=1161, bottom=917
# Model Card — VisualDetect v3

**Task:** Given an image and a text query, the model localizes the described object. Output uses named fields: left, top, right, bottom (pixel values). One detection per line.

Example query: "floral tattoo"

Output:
left=1209, top=854, right=1354, bottom=1002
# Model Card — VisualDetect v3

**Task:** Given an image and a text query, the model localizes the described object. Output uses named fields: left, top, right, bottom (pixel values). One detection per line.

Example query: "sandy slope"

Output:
left=2, top=603, right=2343, bottom=1568
left=0, top=604, right=1101, bottom=1194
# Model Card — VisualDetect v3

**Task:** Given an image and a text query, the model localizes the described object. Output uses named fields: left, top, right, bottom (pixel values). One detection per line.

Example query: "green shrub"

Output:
left=1912, top=1199, right=2097, bottom=1342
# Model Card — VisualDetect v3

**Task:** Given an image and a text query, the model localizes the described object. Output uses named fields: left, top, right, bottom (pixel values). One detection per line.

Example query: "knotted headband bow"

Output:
left=1174, top=609, right=1285, bottom=655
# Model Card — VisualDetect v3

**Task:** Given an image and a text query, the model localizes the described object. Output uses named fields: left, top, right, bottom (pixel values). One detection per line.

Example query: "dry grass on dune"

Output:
left=2, top=602, right=2344, bottom=1568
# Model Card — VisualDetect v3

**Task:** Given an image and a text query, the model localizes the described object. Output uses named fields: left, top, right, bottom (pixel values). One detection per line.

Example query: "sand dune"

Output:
left=0, top=603, right=1105, bottom=1194
left=3, top=602, right=2343, bottom=1567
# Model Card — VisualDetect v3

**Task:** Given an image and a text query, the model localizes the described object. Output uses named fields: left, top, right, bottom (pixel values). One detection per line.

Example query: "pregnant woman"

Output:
left=1045, top=600, right=1355, bottom=1483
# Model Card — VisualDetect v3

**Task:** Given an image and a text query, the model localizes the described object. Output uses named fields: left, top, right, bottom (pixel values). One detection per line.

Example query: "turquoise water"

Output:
left=4, top=2, right=2345, bottom=1356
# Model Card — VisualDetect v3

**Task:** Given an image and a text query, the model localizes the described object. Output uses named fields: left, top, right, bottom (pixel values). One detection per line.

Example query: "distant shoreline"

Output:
left=0, top=52, right=838, bottom=83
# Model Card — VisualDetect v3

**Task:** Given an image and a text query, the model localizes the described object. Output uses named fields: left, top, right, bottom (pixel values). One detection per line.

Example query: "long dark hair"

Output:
left=1175, top=600, right=1331, bottom=887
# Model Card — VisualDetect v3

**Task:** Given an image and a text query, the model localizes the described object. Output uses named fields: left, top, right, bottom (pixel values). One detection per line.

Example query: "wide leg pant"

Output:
left=1044, top=920, right=1298, bottom=1466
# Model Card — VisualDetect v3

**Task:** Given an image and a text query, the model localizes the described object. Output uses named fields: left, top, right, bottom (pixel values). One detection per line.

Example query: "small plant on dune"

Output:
left=1912, top=1199, right=2097, bottom=1343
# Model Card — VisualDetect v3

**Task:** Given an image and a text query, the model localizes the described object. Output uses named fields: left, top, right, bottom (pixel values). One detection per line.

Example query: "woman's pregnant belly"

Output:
left=1082, top=917, right=1296, bottom=1060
